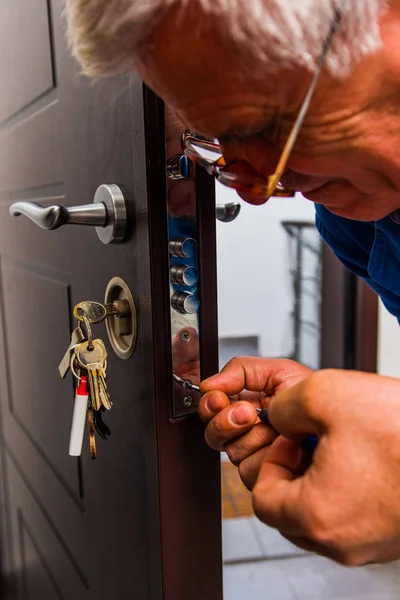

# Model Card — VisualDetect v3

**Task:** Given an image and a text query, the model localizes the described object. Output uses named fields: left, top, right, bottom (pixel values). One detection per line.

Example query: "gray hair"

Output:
left=65, top=0, right=387, bottom=78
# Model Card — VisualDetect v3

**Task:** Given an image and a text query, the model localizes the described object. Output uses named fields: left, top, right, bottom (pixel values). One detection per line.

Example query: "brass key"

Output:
left=74, top=301, right=120, bottom=325
left=75, top=339, right=111, bottom=411
left=87, top=407, right=97, bottom=459
left=98, top=375, right=112, bottom=411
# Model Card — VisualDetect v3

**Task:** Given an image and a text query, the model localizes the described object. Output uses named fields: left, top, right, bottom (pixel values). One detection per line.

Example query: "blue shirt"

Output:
left=315, top=204, right=400, bottom=319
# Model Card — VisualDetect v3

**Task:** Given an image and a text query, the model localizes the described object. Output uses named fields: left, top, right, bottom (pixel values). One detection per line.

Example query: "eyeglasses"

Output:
left=181, top=4, right=344, bottom=200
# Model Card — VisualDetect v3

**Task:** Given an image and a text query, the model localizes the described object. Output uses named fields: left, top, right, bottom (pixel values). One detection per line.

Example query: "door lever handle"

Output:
left=9, top=184, right=127, bottom=244
left=216, top=202, right=241, bottom=223
left=9, top=202, right=107, bottom=230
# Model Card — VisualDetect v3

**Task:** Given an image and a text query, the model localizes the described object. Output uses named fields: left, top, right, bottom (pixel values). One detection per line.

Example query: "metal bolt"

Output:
left=181, top=330, right=191, bottom=343
left=167, top=155, right=191, bottom=180
left=183, top=396, right=193, bottom=407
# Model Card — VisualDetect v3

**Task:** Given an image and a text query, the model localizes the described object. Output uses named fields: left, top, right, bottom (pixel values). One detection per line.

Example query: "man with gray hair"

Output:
left=66, top=0, right=400, bottom=567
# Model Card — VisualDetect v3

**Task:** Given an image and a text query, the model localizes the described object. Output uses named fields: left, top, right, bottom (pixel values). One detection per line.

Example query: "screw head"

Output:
left=183, top=396, right=193, bottom=407
left=181, top=330, right=191, bottom=343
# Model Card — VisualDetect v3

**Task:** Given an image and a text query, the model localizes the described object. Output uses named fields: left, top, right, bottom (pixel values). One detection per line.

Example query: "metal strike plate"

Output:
left=166, top=114, right=201, bottom=418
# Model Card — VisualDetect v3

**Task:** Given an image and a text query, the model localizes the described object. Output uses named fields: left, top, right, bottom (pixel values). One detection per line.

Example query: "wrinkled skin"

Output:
left=135, top=2, right=400, bottom=221
left=133, top=1, right=400, bottom=565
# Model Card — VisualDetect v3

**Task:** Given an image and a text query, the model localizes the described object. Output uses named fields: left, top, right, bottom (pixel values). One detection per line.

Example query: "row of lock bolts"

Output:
left=169, top=237, right=200, bottom=315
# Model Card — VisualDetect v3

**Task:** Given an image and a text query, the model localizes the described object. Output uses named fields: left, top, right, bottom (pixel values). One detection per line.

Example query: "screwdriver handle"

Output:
left=256, top=408, right=319, bottom=453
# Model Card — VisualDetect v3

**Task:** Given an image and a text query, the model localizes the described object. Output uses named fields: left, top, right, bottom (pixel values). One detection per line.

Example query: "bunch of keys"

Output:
left=59, top=301, right=115, bottom=459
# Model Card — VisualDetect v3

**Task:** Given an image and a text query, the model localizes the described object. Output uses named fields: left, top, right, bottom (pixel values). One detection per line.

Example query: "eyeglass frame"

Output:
left=181, top=3, right=345, bottom=200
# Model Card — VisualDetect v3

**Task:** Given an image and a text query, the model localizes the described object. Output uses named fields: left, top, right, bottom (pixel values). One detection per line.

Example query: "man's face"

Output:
left=135, top=4, right=400, bottom=221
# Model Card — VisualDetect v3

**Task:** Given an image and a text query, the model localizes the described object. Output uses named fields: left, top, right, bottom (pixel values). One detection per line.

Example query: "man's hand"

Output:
left=201, top=360, right=400, bottom=565
left=199, top=357, right=312, bottom=489
left=256, top=368, right=400, bottom=565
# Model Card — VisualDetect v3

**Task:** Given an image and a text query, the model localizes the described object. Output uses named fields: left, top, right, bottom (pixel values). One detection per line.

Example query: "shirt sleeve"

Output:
left=315, top=204, right=371, bottom=279
left=315, top=204, right=400, bottom=319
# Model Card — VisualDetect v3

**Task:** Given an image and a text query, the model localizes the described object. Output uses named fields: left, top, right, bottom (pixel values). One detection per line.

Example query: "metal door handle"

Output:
left=216, top=202, right=241, bottom=223
left=9, top=202, right=107, bottom=229
left=9, top=184, right=127, bottom=244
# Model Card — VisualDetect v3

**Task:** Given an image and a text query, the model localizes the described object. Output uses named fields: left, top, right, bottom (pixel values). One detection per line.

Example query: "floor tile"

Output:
left=222, top=518, right=263, bottom=563
left=221, top=462, right=254, bottom=519
left=250, top=518, right=307, bottom=559
left=224, top=560, right=297, bottom=600
left=365, top=561, right=400, bottom=587
left=303, top=596, right=399, bottom=600
left=281, top=555, right=400, bottom=599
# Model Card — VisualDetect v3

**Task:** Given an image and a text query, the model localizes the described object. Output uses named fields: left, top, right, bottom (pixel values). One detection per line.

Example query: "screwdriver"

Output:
left=256, top=407, right=319, bottom=453
left=173, top=372, right=201, bottom=393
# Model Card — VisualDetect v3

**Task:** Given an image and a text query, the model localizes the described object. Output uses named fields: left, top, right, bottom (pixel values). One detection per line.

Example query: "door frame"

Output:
left=321, top=243, right=378, bottom=372
left=143, top=87, right=222, bottom=600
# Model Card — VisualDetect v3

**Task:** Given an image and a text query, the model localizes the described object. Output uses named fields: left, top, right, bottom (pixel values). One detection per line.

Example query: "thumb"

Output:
left=268, top=376, right=327, bottom=440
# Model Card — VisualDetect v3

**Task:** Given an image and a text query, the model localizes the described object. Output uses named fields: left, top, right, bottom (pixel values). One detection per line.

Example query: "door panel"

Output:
left=1, top=258, right=78, bottom=496
left=0, top=0, right=55, bottom=123
left=6, top=456, right=86, bottom=598
left=0, top=1, right=222, bottom=599
left=0, top=104, right=62, bottom=190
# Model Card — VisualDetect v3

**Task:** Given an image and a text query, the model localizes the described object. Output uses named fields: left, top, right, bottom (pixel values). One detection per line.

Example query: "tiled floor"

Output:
left=223, top=518, right=307, bottom=564
left=221, top=461, right=254, bottom=519
left=223, top=518, right=400, bottom=600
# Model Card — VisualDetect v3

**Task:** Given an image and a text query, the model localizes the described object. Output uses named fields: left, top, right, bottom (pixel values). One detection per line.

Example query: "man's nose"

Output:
left=220, top=136, right=283, bottom=179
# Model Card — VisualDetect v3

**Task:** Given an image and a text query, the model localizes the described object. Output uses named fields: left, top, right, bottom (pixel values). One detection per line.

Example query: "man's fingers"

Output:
left=201, top=357, right=311, bottom=397
left=252, top=437, right=311, bottom=536
left=204, top=401, right=257, bottom=451
left=198, top=390, right=231, bottom=424
left=201, top=357, right=270, bottom=396
left=237, top=446, right=270, bottom=491
left=224, top=423, right=278, bottom=466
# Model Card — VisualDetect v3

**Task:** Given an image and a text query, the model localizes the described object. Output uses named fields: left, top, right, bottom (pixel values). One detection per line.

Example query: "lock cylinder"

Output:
left=168, top=237, right=197, bottom=259
left=170, top=264, right=199, bottom=287
left=170, top=291, right=200, bottom=315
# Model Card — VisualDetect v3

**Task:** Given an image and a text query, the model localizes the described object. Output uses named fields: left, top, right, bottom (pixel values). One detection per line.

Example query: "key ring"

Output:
left=70, top=353, right=81, bottom=381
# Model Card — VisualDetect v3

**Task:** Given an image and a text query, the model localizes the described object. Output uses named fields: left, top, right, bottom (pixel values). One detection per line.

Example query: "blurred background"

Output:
left=216, top=183, right=400, bottom=600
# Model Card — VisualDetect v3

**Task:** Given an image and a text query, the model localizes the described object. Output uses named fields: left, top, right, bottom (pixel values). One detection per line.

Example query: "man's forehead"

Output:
left=198, top=114, right=287, bottom=144
left=190, top=112, right=283, bottom=143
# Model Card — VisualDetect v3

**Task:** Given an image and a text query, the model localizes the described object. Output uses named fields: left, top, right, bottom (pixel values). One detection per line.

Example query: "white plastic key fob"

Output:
left=69, top=376, right=89, bottom=456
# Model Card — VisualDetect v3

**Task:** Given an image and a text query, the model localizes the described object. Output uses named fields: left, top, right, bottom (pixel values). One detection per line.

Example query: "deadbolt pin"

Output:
left=105, top=300, right=130, bottom=319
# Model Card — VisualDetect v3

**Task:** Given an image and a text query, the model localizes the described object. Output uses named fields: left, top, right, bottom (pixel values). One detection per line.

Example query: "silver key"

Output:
left=59, top=326, right=86, bottom=378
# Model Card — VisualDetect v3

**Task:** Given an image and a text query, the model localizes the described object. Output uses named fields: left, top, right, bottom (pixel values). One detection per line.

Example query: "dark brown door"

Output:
left=321, top=244, right=378, bottom=372
left=0, top=1, right=222, bottom=599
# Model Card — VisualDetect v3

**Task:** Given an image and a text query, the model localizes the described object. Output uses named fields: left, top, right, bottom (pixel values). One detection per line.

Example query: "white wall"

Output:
left=216, top=184, right=320, bottom=368
left=377, top=300, right=400, bottom=377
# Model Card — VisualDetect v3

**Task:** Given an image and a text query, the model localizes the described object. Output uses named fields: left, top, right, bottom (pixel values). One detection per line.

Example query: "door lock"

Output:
left=73, top=279, right=138, bottom=361
left=104, top=277, right=137, bottom=359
